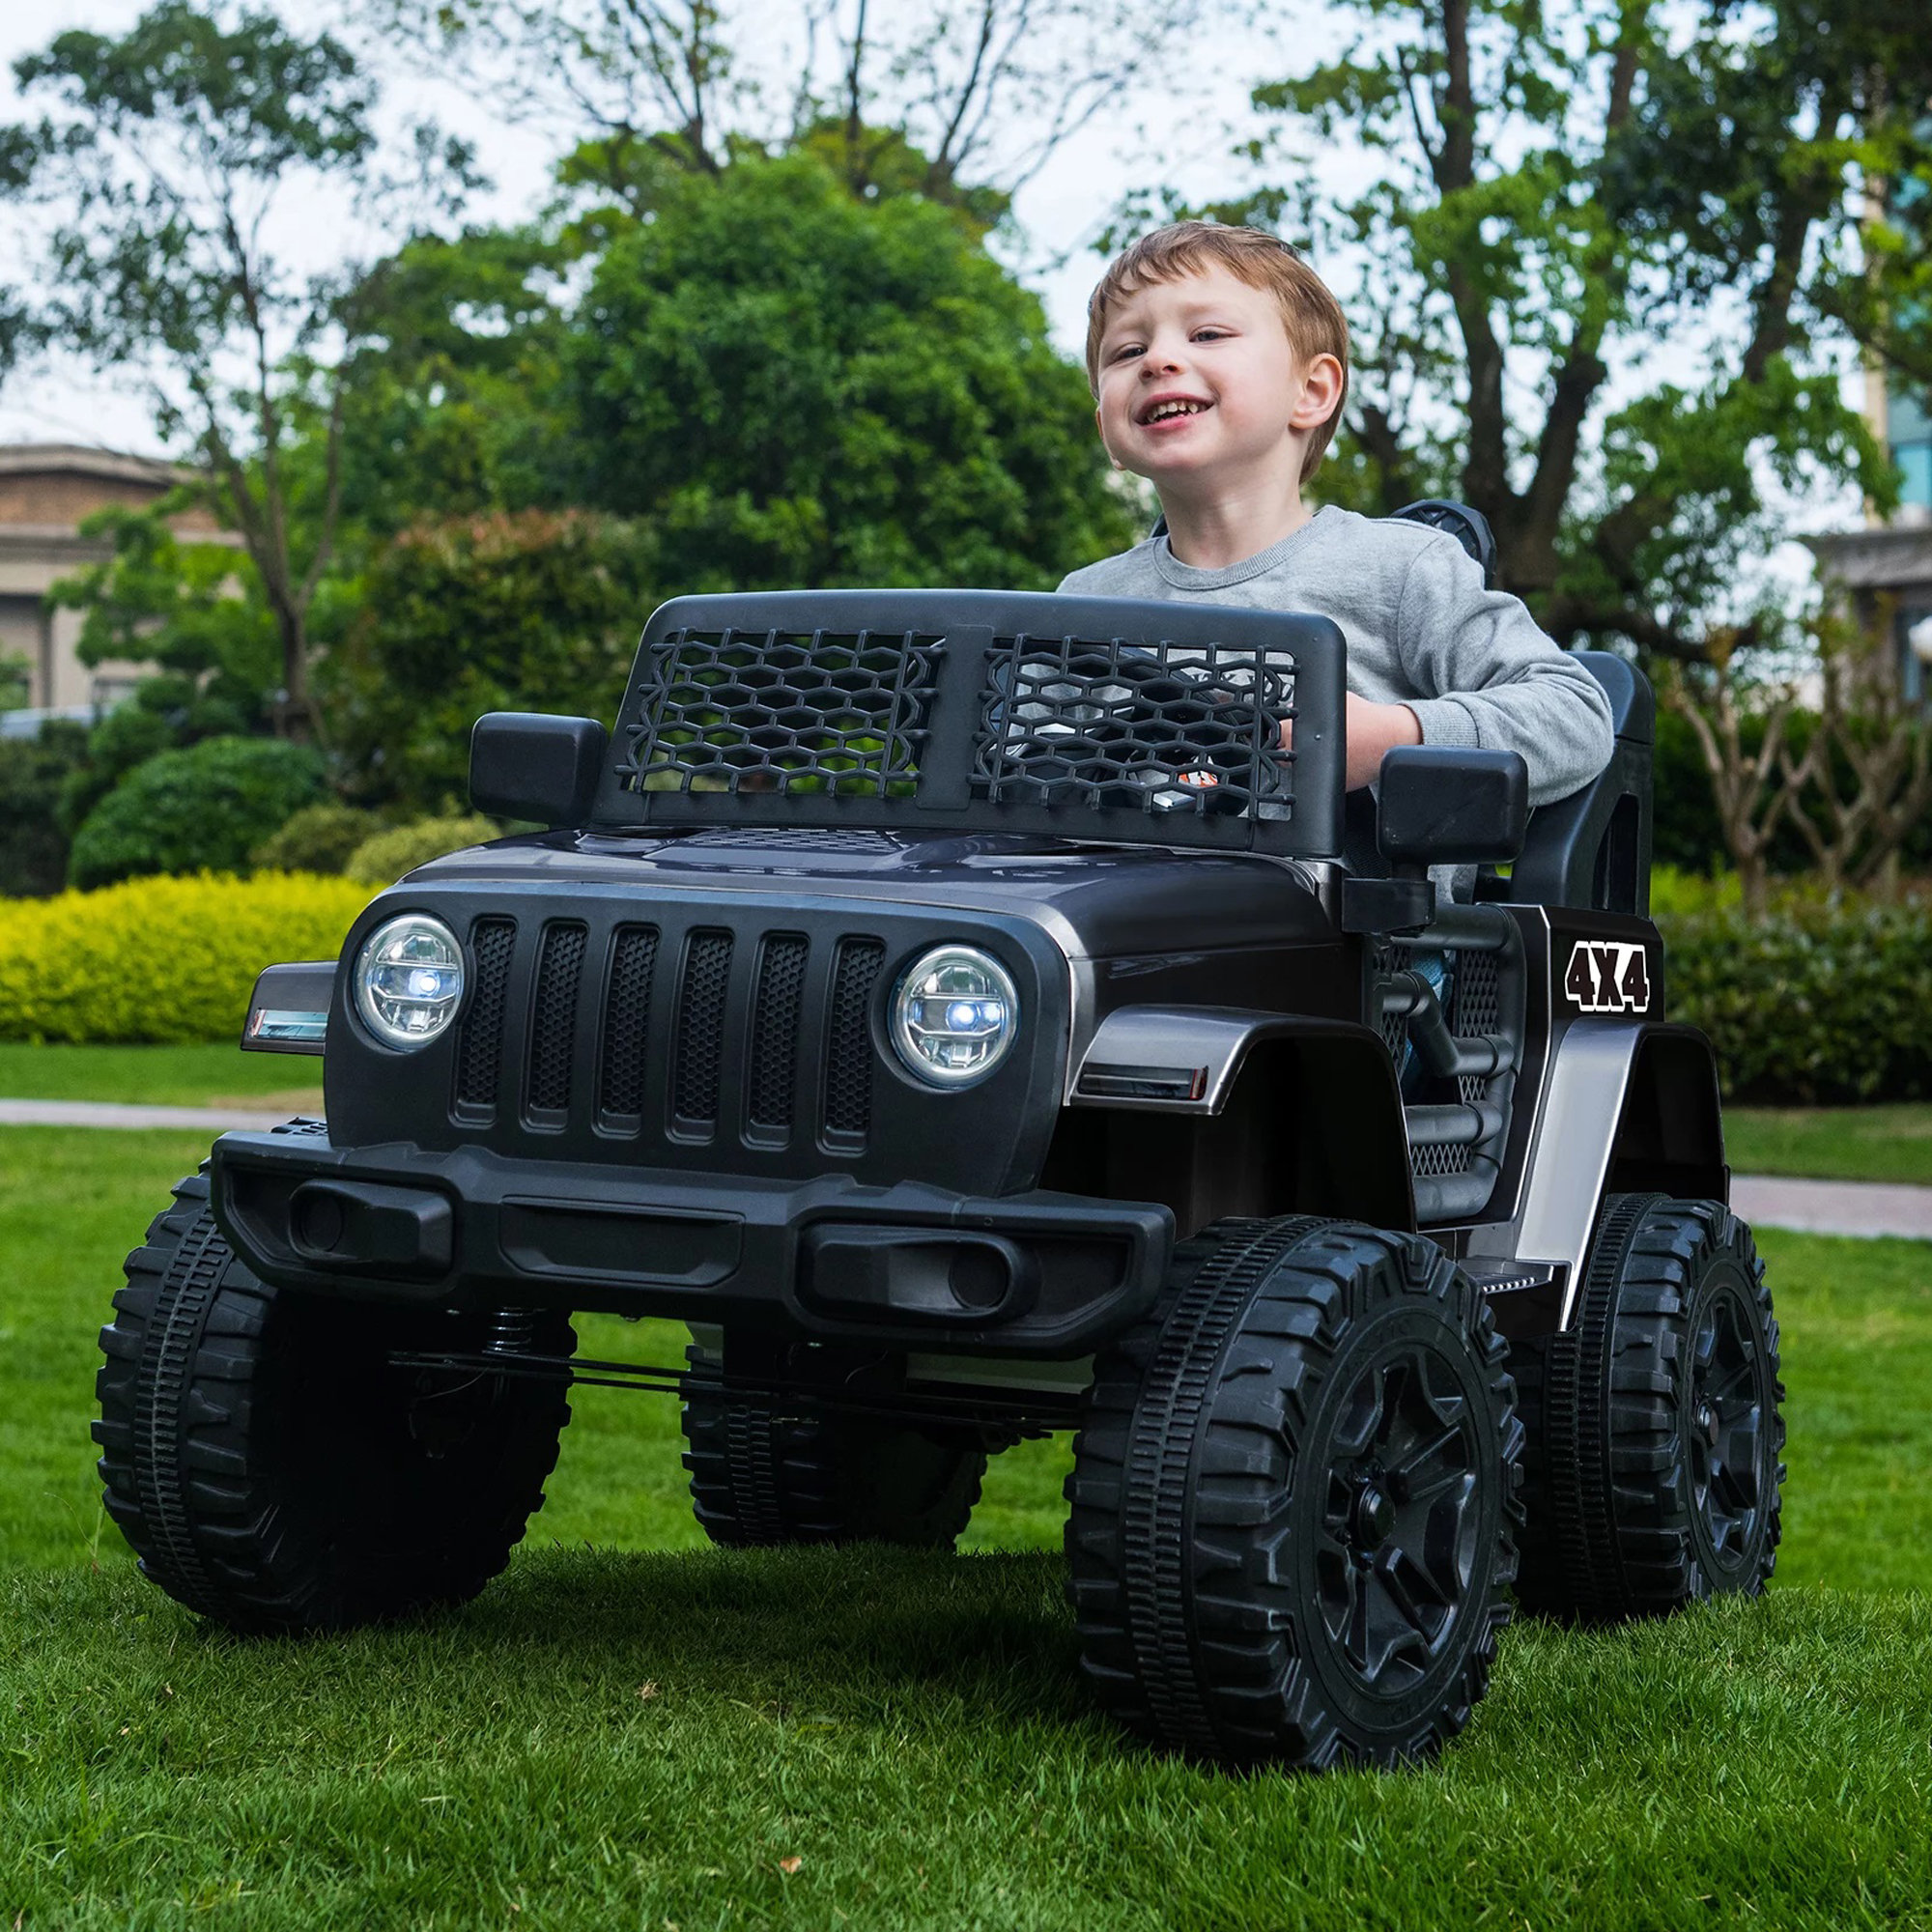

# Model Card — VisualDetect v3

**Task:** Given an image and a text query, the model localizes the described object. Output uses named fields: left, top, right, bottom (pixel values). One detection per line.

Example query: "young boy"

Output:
left=1061, top=221, right=1614, bottom=821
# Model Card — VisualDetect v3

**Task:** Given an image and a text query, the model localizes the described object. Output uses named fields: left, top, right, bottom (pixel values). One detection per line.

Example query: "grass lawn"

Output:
left=4, top=1127, right=1932, bottom=1926
left=1725, top=1102, right=1932, bottom=1187
left=0, top=1041, right=323, bottom=1111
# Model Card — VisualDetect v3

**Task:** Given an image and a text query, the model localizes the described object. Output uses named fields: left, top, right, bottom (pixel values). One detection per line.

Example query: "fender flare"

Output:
left=1467, top=1020, right=1725, bottom=1321
left=1070, top=1005, right=1414, bottom=1230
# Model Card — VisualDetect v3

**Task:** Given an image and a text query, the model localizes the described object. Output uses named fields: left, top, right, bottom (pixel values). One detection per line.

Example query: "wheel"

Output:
left=95, top=1169, right=574, bottom=1634
left=680, top=1347, right=987, bottom=1548
left=1065, top=1216, right=1522, bottom=1769
left=1515, top=1194, right=1784, bottom=1622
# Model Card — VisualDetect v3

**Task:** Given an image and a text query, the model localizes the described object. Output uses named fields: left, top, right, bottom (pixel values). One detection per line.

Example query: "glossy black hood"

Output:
left=408, top=826, right=1335, bottom=959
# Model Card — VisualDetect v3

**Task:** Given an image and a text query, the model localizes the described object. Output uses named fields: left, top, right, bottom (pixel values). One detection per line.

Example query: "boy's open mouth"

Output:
left=1136, top=396, right=1211, bottom=426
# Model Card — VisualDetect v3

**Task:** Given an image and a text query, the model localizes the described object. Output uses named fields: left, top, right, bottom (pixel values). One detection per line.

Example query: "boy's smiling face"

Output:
left=1093, top=264, right=1342, bottom=498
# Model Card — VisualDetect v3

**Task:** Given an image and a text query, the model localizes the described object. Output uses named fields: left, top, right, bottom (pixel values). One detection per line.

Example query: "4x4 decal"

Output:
left=1563, top=939, right=1652, bottom=1014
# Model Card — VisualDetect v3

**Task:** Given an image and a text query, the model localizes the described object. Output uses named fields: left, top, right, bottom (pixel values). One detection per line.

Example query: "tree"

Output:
left=1169, top=0, right=1932, bottom=663
left=565, top=154, right=1137, bottom=589
left=0, top=4, right=453, bottom=737
left=319, top=509, right=658, bottom=811
left=368, top=0, right=1206, bottom=207
left=1779, top=599, right=1932, bottom=895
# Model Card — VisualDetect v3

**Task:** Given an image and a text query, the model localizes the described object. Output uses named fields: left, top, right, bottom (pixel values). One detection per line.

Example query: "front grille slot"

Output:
left=599, top=924, right=660, bottom=1121
left=454, top=916, right=517, bottom=1116
left=526, top=922, right=588, bottom=1118
left=825, top=938, right=885, bottom=1140
left=672, top=930, right=734, bottom=1128
left=747, top=934, right=809, bottom=1133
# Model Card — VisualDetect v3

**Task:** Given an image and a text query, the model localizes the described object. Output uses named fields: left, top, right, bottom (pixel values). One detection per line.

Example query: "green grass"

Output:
left=6, top=1126, right=1932, bottom=1927
left=1727, top=1102, right=1932, bottom=1187
left=0, top=1041, right=323, bottom=1109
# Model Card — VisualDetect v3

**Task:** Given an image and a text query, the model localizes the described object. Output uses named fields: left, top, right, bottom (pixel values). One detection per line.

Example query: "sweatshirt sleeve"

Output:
left=1392, top=533, right=1615, bottom=809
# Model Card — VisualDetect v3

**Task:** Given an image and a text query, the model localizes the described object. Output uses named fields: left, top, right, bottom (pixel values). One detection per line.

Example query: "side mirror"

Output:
left=469, top=712, right=608, bottom=827
left=1378, top=746, right=1528, bottom=868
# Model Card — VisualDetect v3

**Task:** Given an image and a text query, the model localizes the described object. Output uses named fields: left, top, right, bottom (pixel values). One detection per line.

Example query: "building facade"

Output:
left=1804, top=239, right=1932, bottom=708
left=0, top=442, right=233, bottom=721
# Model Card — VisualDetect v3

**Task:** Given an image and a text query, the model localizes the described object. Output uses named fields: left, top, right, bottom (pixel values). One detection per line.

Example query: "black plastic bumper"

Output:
left=209, top=1130, right=1172, bottom=1358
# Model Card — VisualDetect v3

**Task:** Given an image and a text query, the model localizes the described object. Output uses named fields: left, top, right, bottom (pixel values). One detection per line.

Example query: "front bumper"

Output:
left=210, top=1129, right=1172, bottom=1358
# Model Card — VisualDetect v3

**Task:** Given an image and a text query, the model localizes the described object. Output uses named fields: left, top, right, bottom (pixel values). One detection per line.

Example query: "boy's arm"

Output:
left=1391, top=534, right=1614, bottom=808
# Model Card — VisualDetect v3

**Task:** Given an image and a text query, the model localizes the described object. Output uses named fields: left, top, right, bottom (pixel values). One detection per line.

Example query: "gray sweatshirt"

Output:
left=1056, top=507, right=1614, bottom=810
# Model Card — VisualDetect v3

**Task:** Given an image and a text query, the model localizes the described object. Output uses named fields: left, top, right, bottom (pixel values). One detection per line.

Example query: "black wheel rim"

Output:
left=1689, top=1275, right=1767, bottom=1572
left=1313, top=1341, right=1481, bottom=1696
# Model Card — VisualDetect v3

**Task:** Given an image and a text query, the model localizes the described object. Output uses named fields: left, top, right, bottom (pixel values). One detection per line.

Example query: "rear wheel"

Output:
left=96, top=1169, right=573, bottom=1634
left=680, top=1347, right=987, bottom=1548
left=1515, top=1193, right=1784, bottom=1621
left=1065, top=1216, right=1522, bottom=1769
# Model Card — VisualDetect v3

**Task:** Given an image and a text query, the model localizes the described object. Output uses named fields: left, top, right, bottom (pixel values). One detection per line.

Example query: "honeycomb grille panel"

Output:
left=526, top=923, right=587, bottom=1115
left=975, top=635, right=1295, bottom=819
left=620, top=629, right=940, bottom=797
left=747, top=935, right=809, bottom=1131
left=678, top=828, right=898, bottom=852
left=454, top=916, right=516, bottom=1113
left=1454, top=947, right=1502, bottom=1107
left=672, top=931, right=734, bottom=1125
left=599, top=924, right=660, bottom=1119
left=825, top=939, right=885, bottom=1138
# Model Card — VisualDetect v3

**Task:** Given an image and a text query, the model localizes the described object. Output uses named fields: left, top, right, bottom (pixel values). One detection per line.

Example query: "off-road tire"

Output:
left=96, top=1168, right=574, bottom=1634
left=681, top=1350, right=986, bottom=1548
left=1515, top=1194, right=1783, bottom=1622
left=1065, top=1216, right=1522, bottom=1769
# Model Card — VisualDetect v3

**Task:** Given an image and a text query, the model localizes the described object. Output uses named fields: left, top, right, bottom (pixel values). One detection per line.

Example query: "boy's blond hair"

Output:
left=1085, top=221, right=1350, bottom=482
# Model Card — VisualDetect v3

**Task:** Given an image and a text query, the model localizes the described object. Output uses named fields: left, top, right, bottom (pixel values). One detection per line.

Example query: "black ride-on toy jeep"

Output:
left=98, top=515, right=1785, bottom=1770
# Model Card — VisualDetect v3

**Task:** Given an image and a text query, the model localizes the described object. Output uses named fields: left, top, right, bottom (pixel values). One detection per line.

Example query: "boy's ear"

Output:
left=1290, top=353, right=1346, bottom=430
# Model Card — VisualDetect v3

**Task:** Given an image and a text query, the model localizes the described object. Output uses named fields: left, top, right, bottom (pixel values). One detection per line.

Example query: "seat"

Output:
left=1503, top=651, right=1653, bottom=915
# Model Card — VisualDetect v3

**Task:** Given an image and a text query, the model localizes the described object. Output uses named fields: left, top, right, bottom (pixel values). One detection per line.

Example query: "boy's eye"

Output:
left=1193, top=327, right=1232, bottom=342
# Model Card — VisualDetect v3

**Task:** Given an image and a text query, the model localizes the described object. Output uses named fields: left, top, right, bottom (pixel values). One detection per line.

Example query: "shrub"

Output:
left=0, top=871, right=370, bottom=1043
left=251, top=802, right=382, bottom=875
left=0, top=720, right=90, bottom=896
left=346, top=813, right=500, bottom=885
left=1662, top=897, right=1932, bottom=1103
left=69, top=735, right=326, bottom=890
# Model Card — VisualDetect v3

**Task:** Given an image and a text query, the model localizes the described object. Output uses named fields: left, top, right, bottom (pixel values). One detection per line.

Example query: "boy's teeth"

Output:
left=1147, top=401, right=1206, bottom=421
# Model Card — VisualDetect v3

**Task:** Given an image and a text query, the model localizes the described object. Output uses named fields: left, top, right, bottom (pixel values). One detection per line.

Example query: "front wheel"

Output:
left=95, top=1169, right=573, bottom=1634
left=1065, top=1216, right=1523, bottom=1770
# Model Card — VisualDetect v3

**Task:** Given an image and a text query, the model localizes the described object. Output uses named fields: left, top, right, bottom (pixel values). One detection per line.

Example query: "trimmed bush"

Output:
left=69, top=735, right=327, bottom=890
left=251, top=802, right=382, bottom=875
left=1662, top=898, right=1932, bottom=1103
left=0, top=871, right=370, bottom=1043
left=0, top=720, right=89, bottom=896
left=346, top=813, right=500, bottom=885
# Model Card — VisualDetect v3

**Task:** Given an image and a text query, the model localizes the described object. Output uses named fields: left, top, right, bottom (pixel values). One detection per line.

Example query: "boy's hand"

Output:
left=1278, top=696, right=1422, bottom=790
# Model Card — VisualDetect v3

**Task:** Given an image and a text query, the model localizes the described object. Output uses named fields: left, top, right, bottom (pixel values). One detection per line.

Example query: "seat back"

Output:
left=1506, top=651, right=1654, bottom=914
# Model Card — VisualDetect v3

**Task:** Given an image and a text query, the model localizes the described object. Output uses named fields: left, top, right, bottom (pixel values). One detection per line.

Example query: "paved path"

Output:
left=0, top=1097, right=288, bottom=1132
left=1728, top=1174, right=1932, bottom=1242
left=5, top=1098, right=1932, bottom=1241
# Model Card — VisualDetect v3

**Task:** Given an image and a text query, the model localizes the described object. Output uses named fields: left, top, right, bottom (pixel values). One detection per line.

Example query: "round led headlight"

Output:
left=890, top=946, right=1019, bottom=1088
left=353, top=914, right=466, bottom=1050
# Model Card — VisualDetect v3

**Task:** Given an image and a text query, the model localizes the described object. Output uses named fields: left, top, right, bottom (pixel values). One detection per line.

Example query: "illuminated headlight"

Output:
left=353, top=914, right=465, bottom=1050
left=890, top=946, right=1019, bottom=1088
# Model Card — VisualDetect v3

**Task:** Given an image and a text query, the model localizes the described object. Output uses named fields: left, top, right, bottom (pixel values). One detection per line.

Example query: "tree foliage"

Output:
left=0, top=3, right=469, bottom=735
left=567, top=154, right=1135, bottom=588
left=1161, top=0, right=1932, bottom=662
left=319, top=510, right=657, bottom=811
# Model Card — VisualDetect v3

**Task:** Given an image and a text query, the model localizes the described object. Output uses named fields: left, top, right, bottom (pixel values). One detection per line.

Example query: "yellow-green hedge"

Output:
left=0, top=872, right=373, bottom=1044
